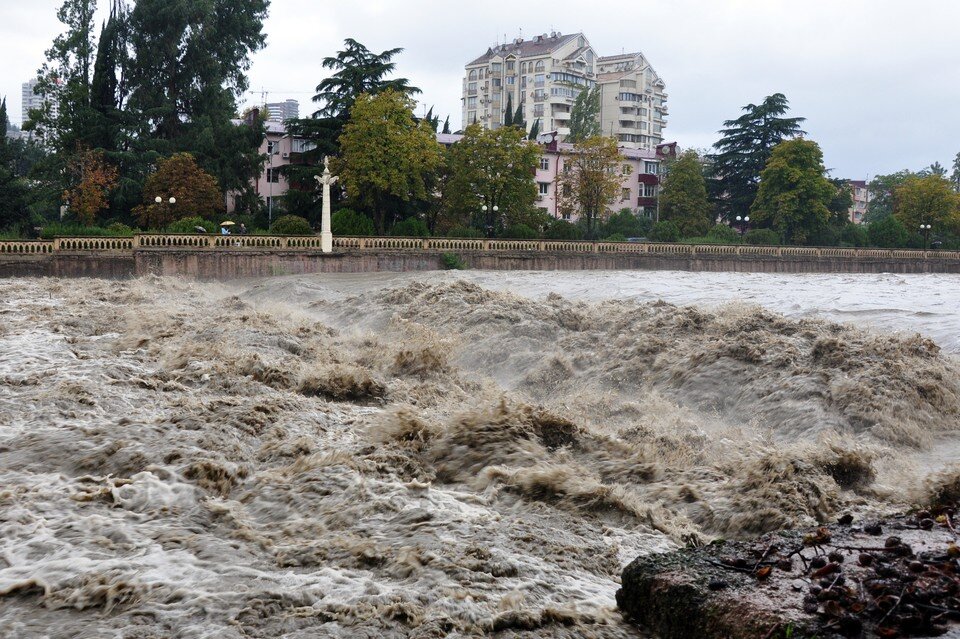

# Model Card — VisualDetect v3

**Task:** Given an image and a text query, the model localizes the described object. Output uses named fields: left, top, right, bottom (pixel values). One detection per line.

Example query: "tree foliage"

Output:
left=751, top=139, right=833, bottom=244
left=710, top=93, right=806, bottom=221
left=63, top=148, right=119, bottom=225
left=566, top=87, right=601, bottom=143
left=442, top=123, right=540, bottom=235
left=331, top=208, right=375, bottom=236
left=134, top=153, right=222, bottom=228
left=659, top=150, right=712, bottom=237
left=867, top=215, right=909, bottom=248
left=555, top=136, right=626, bottom=235
left=338, top=90, right=443, bottom=233
left=270, top=214, right=312, bottom=235
left=866, top=171, right=914, bottom=222
left=0, top=98, right=27, bottom=230
left=892, top=174, right=960, bottom=235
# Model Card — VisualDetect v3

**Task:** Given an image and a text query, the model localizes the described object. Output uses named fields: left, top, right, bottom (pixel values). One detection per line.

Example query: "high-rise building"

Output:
left=462, top=32, right=667, bottom=150
left=265, top=99, right=299, bottom=123
left=21, top=78, right=58, bottom=125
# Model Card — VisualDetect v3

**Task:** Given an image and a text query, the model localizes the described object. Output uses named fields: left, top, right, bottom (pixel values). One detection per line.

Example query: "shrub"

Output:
left=602, top=208, right=651, bottom=239
left=40, top=223, right=116, bottom=239
left=867, top=215, right=908, bottom=248
left=501, top=224, right=538, bottom=239
left=106, top=223, right=135, bottom=236
left=446, top=226, right=484, bottom=238
left=840, top=223, right=868, bottom=247
left=649, top=220, right=680, bottom=243
left=390, top=218, right=431, bottom=237
left=270, top=214, right=313, bottom=236
left=543, top=220, right=583, bottom=240
left=167, top=216, right=216, bottom=234
left=744, top=228, right=782, bottom=245
left=705, top=224, right=740, bottom=243
left=604, top=233, right=627, bottom=242
left=331, top=208, right=375, bottom=236
left=441, top=252, right=467, bottom=270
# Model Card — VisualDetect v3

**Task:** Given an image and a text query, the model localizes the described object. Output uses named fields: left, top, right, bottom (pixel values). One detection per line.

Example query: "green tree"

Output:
left=133, top=153, right=223, bottom=228
left=442, top=123, right=540, bottom=236
left=867, top=215, right=909, bottom=248
left=751, top=139, right=834, bottom=244
left=556, top=136, right=626, bottom=236
left=710, top=93, right=806, bottom=221
left=659, top=150, right=712, bottom=237
left=602, top=208, right=652, bottom=238
left=649, top=220, right=680, bottom=242
left=125, top=0, right=268, bottom=195
left=567, top=86, right=601, bottom=143
left=504, top=94, right=514, bottom=127
left=892, top=174, right=960, bottom=236
left=951, top=152, right=960, bottom=192
left=331, top=208, right=375, bottom=236
left=865, top=171, right=914, bottom=222
left=284, top=39, right=419, bottom=219
left=441, top=116, right=451, bottom=135
left=527, top=119, right=541, bottom=141
left=0, top=98, right=27, bottom=231
left=513, top=104, right=524, bottom=130
left=338, top=90, right=443, bottom=233
left=925, top=162, right=947, bottom=177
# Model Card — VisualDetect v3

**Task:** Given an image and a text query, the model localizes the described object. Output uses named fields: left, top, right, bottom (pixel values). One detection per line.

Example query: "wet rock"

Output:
left=617, top=510, right=960, bottom=639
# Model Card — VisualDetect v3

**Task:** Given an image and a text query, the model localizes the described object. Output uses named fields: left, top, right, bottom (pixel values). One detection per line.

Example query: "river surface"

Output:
left=1, top=271, right=958, bottom=638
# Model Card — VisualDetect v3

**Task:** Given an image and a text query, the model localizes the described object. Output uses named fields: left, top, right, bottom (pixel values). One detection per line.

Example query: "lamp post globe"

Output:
left=169, top=197, right=176, bottom=205
left=482, top=205, right=488, bottom=212
left=493, top=205, right=499, bottom=213
left=155, top=196, right=162, bottom=204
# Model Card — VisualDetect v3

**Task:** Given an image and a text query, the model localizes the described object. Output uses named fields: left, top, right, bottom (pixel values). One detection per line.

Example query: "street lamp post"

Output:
left=920, top=223, right=932, bottom=248
left=155, top=196, right=176, bottom=222
left=481, top=203, right=499, bottom=238
left=735, top=215, right=750, bottom=236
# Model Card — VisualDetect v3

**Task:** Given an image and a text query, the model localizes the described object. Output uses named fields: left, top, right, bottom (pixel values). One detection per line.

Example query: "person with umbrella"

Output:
left=220, top=221, right=235, bottom=235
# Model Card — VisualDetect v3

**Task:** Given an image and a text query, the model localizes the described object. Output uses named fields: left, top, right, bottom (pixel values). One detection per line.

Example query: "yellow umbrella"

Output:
left=220, top=221, right=235, bottom=226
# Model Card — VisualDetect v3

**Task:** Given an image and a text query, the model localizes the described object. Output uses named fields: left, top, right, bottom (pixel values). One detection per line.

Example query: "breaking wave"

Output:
left=1, top=272, right=958, bottom=638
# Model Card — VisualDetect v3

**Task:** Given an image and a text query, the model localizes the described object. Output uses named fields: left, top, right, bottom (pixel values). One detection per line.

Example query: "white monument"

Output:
left=315, top=156, right=338, bottom=253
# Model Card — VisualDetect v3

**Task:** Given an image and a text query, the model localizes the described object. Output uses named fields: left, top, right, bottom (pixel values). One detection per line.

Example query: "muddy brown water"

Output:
left=1, top=271, right=958, bottom=638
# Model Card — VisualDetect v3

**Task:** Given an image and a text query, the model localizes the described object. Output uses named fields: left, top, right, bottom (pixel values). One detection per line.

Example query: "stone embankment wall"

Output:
left=2, top=234, right=960, bottom=279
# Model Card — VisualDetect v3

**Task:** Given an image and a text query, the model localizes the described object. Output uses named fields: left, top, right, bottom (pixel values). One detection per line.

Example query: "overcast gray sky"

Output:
left=4, top=0, right=959, bottom=179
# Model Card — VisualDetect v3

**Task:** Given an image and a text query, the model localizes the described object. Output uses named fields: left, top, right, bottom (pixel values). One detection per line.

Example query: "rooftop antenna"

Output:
left=519, top=27, right=523, bottom=40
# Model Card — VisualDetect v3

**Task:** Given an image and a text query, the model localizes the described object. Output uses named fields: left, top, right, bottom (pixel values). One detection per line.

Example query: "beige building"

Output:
left=462, top=32, right=667, bottom=150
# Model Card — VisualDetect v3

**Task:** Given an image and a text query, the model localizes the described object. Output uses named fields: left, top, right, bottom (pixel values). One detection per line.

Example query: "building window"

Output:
left=534, top=90, right=546, bottom=102
left=520, top=62, right=527, bottom=74
left=468, top=69, right=477, bottom=80
left=491, top=62, right=502, bottom=73
left=622, top=188, right=631, bottom=201
left=562, top=211, right=571, bottom=221
left=506, top=60, right=515, bottom=71
left=644, top=184, right=657, bottom=197
left=640, top=121, right=648, bottom=130
left=291, top=138, right=316, bottom=154
left=622, top=164, right=631, bottom=175
left=534, top=74, right=545, bottom=88
left=493, top=78, right=502, bottom=88
left=644, top=162, right=658, bottom=175
left=468, top=111, right=476, bottom=123
left=506, top=76, right=515, bottom=85
left=520, top=76, right=527, bottom=88
left=533, top=104, right=544, bottom=117
left=467, top=96, right=477, bottom=108
left=266, top=168, right=280, bottom=183
left=535, top=60, right=545, bottom=72
left=539, top=157, right=550, bottom=171
left=267, top=141, right=278, bottom=155
left=468, top=82, right=477, bottom=94
left=538, top=182, right=550, bottom=195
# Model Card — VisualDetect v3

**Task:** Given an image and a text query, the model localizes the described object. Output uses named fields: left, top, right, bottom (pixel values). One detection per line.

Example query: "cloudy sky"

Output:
left=4, top=0, right=959, bottom=178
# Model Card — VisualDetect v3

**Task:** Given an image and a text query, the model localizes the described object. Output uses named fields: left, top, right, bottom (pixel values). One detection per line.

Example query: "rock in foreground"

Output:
left=617, top=509, right=960, bottom=638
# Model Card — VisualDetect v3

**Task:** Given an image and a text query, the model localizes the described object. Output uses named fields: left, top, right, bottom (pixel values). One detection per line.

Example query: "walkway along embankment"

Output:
left=2, top=234, right=960, bottom=279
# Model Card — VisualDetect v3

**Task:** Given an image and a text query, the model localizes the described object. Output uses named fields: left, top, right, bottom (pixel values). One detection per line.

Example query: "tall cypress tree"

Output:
left=0, top=98, right=26, bottom=230
left=504, top=94, right=514, bottom=127
left=710, top=93, right=806, bottom=221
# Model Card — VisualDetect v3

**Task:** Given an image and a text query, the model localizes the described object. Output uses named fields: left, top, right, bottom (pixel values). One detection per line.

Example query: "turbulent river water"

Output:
left=1, top=271, right=959, bottom=638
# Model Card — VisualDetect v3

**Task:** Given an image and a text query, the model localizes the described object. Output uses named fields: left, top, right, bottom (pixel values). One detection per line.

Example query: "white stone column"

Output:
left=315, top=156, right=338, bottom=254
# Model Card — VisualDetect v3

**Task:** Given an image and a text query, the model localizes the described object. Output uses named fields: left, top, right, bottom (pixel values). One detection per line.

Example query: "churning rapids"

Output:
left=1, top=271, right=959, bottom=638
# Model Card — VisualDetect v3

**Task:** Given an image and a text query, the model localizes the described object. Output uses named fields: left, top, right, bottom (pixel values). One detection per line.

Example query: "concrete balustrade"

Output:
left=0, top=240, right=55, bottom=254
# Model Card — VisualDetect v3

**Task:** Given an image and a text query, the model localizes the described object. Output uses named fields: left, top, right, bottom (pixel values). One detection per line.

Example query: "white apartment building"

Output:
left=461, top=32, right=668, bottom=150
left=21, top=78, right=58, bottom=125
left=265, top=99, right=299, bottom=123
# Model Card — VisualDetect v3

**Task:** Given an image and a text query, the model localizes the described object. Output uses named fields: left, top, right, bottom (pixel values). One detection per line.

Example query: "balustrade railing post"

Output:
left=482, top=239, right=490, bottom=251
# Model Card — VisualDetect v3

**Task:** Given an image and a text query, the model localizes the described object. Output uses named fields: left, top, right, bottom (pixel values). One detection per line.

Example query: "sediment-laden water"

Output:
left=1, top=271, right=958, bottom=638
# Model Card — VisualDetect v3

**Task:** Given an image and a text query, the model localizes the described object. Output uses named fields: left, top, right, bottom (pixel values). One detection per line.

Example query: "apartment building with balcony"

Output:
left=847, top=180, right=871, bottom=224
left=437, top=130, right=677, bottom=222
left=227, top=112, right=316, bottom=214
left=461, top=31, right=667, bottom=151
